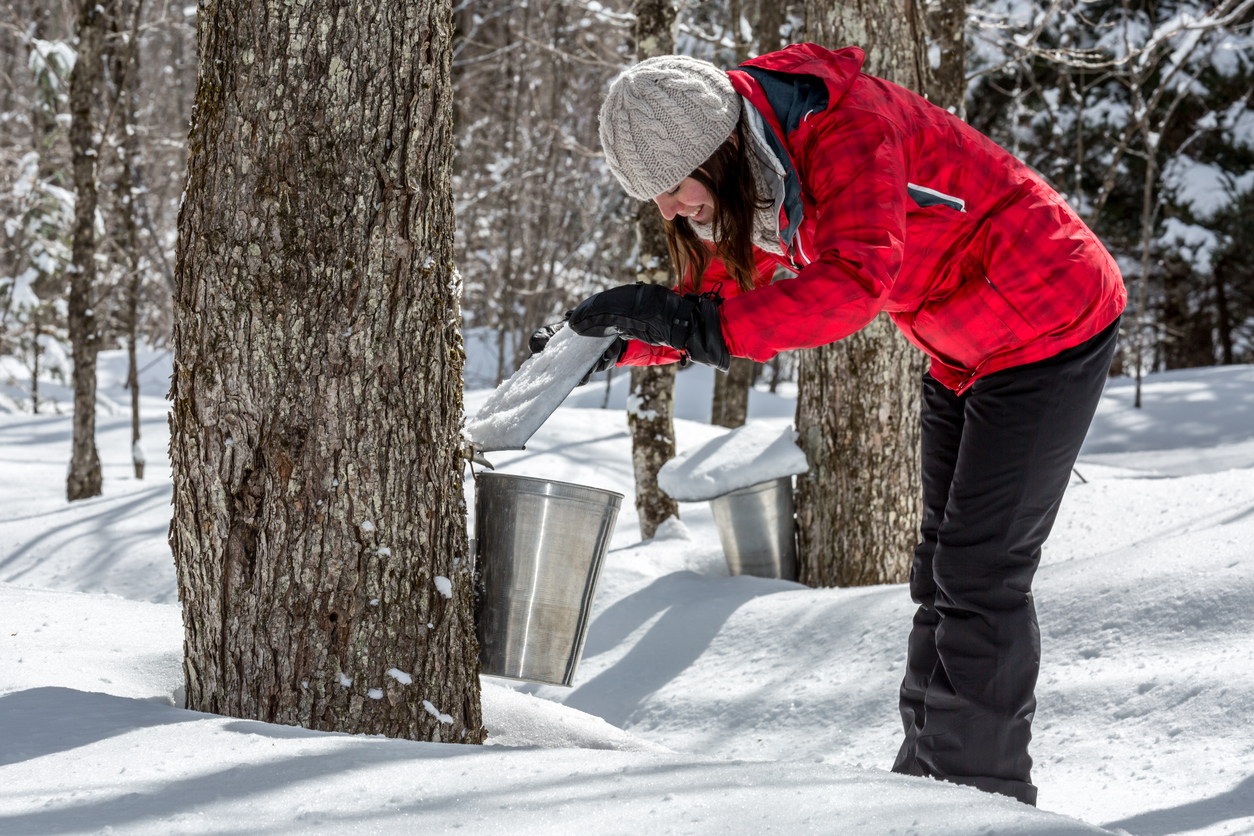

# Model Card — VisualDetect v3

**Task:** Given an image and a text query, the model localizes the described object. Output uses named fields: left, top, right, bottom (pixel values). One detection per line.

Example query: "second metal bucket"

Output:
left=709, top=476, right=797, bottom=580
left=473, top=472, right=622, bottom=686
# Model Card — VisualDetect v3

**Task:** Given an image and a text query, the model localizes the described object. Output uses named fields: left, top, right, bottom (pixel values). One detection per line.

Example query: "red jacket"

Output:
left=622, top=44, right=1126, bottom=394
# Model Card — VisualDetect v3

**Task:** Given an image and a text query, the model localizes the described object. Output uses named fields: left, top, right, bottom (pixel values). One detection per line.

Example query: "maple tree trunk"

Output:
left=170, top=0, right=483, bottom=741
left=795, top=0, right=929, bottom=587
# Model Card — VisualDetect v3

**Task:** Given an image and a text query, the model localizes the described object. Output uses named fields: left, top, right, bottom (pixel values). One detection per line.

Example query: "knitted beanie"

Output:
left=599, top=55, right=741, bottom=200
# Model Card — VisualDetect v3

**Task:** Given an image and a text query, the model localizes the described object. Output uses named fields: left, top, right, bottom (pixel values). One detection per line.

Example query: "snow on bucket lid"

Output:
left=657, top=421, right=809, bottom=503
left=464, top=326, right=617, bottom=454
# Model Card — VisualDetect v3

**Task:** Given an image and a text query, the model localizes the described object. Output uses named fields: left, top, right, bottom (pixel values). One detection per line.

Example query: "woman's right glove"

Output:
left=564, top=283, right=730, bottom=372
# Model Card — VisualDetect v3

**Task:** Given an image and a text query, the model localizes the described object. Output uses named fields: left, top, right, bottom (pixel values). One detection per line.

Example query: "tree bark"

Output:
left=730, top=0, right=750, bottom=64
left=795, top=0, right=929, bottom=587
left=711, top=356, right=754, bottom=428
left=628, top=0, right=680, bottom=540
left=757, top=0, right=784, bottom=54
left=1213, top=265, right=1234, bottom=365
left=926, top=0, right=966, bottom=116
left=67, top=0, right=108, bottom=502
left=630, top=203, right=680, bottom=539
left=113, top=0, right=145, bottom=479
left=170, top=0, right=484, bottom=742
left=803, top=0, right=928, bottom=87
left=795, top=315, right=922, bottom=585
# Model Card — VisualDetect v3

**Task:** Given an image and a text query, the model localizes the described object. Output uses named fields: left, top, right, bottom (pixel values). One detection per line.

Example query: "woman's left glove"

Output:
left=566, top=283, right=730, bottom=372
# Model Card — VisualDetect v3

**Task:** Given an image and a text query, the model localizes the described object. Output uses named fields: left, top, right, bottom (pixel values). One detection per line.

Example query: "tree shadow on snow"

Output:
left=0, top=687, right=195, bottom=767
left=0, top=484, right=173, bottom=594
left=1102, top=772, right=1254, bottom=836
left=556, top=571, right=800, bottom=727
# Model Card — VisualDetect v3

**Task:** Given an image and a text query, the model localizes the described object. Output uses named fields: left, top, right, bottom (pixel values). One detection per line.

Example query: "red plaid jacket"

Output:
left=622, top=44, right=1126, bottom=394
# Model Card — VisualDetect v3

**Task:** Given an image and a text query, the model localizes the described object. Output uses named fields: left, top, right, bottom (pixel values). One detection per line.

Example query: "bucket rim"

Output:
left=476, top=471, right=625, bottom=504
left=707, top=475, right=794, bottom=502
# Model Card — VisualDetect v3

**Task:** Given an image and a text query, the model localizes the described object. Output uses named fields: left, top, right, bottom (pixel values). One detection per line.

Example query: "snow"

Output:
left=434, top=576, right=453, bottom=598
left=1160, top=153, right=1254, bottom=221
left=463, top=326, right=616, bottom=453
left=1224, top=102, right=1254, bottom=150
left=386, top=668, right=413, bottom=685
left=3, top=359, right=1254, bottom=834
left=422, top=699, right=454, bottom=725
left=1158, top=217, right=1225, bottom=275
left=657, top=421, right=809, bottom=501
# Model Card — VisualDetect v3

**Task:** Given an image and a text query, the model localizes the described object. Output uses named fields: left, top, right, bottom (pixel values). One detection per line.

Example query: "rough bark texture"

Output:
left=795, top=315, right=922, bottom=585
left=629, top=361, right=679, bottom=538
left=66, top=0, right=107, bottom=502
left=794, top=3, right=928, bottom=587
left=802, top=0, right=928, bottom=89
left=628, top=0, right=680, bottom=540
left=711, top=356, right=754, bottom=428
left=170, top=0, right=483, bottom=742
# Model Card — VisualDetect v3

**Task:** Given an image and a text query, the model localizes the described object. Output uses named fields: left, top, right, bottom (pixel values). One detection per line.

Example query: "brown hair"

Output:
left=663, top=124, right=772, bottom=294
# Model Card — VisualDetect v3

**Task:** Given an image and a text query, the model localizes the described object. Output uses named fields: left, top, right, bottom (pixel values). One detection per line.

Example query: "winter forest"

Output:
left=2, top=0, right=1254, bottom=830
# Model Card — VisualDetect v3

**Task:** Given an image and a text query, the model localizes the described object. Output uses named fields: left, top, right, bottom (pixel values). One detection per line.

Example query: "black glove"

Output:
left=529, top=321, right=565, bottom=355
left=565, top=283, right=730, bottom=372
left=528, top=319, right=627, bottom=385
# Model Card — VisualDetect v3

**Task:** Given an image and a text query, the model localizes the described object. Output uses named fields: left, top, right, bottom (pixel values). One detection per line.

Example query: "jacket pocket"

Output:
left=974, top=274, right=1040, bottom=343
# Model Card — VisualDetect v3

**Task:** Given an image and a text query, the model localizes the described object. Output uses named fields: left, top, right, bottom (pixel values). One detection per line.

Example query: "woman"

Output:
left=564, top=45, right=1125, bottom=806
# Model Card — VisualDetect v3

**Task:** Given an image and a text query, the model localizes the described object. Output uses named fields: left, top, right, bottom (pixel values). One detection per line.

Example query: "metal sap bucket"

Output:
left=473, top=472, right=622, bottom=686
left=708, top=476, right=797, bottom=580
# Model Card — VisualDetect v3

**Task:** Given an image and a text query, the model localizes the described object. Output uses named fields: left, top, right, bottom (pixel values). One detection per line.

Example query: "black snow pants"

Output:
left=891, top=316, right=1120, bottom=807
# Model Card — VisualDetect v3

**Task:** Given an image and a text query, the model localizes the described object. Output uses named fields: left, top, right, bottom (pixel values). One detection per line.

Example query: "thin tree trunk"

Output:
left=757, top=0, right=783, bottom=54
left=67, top=0, right=108, bottom=502
left=711, top=356, right=754, bottom=428
left=1134, top=132, right=1156, bottom=409
left=628, top=0, right=680, bottom=540
left=31, top=319, right=42, bottom=414
left=114, top=0, right=145, bottom=479
left=730, top=0, right=750, bottom=64
left=170, top=0, right=483, bottom=741
left=1213, top=267, right=1233, bottom=365
left=926, top=0, right=965, bottom=117
left=796, top=0, right=929, bottom=587
left=709, top=0, right=755, bottom=421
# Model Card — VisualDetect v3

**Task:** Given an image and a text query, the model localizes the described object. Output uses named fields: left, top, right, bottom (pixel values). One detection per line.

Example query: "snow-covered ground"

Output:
left=2, top=357, right=1253, bottom=835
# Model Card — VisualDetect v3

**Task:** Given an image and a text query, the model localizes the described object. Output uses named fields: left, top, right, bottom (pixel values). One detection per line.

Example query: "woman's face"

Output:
left=654, top=177, right=714, bottom=225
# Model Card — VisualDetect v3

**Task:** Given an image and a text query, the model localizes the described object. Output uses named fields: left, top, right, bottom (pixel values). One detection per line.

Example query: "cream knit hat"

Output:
left=599, top=55, right=741, bottom=200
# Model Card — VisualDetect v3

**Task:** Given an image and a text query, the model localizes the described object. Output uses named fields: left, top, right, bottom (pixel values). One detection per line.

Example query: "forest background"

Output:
left=2, top=0, right=1252, bottom=434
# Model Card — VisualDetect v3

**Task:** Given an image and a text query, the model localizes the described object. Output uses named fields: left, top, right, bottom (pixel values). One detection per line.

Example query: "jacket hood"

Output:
left=739, top=44, right=865, bottom=111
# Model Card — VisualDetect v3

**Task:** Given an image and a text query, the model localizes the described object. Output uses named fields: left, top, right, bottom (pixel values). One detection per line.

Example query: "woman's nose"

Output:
left=654, top=194, right=679, bottom=221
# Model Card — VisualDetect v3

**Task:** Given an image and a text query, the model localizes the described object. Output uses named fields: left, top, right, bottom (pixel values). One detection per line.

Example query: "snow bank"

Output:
left=657, top=421, right=808, bottom=502
left=0, top=585, right=1109, bottom=834
left=1080, top=364, right=1254, bottom=474
left=481, top=681, right=669, bottom=752
left=464, top=327, right=615, bottom=453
